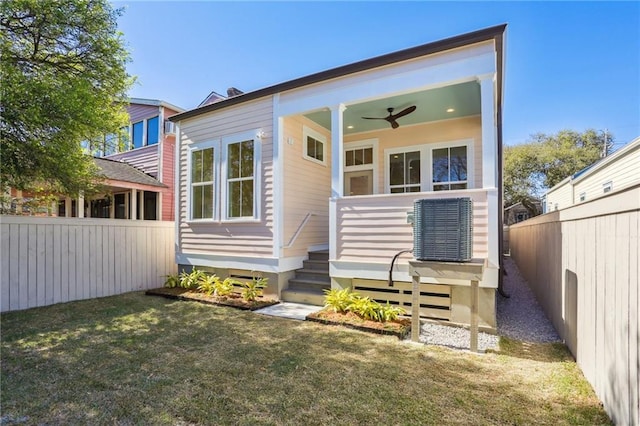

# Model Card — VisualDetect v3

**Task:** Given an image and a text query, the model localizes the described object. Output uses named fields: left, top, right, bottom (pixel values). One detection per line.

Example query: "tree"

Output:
left=0, top=0, right=133, bottom=196
left=504, top=129, right=612, bottom=213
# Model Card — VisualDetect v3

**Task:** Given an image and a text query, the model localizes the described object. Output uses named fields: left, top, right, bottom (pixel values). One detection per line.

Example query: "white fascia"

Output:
left=278, top=52, right=496, bottom=117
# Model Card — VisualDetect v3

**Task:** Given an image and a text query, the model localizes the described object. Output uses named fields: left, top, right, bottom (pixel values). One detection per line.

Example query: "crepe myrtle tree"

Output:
left=0, top=0, right=134, bottom=198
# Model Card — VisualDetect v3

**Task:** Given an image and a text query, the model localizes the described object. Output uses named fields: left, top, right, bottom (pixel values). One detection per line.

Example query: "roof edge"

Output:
left=129, top=98, right=186, bottom=113
left=170, top=24, right=507, bottom=122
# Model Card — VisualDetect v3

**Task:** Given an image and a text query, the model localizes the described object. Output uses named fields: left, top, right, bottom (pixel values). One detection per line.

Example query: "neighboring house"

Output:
left=56, top=98, right=185, bottom=220
left=543, top=136, right=640, bottom=213
left=503, top=200, right=542, bottom=225
left=169, top=25, right=506, bottom=329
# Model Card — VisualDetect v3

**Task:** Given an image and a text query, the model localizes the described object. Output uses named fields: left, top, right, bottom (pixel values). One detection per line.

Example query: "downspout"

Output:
left=495, top=29, right=509, bottom=298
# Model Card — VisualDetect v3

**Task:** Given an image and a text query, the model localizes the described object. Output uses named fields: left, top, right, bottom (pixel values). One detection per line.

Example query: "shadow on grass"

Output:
left=1, top=292, right=611, bottom=425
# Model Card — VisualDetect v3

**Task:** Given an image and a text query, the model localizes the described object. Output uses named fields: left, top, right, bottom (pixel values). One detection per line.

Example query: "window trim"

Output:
left=579, top=192, right=586, bottom=202
left=187, top=140, right=219, bottom=222
left=221, top=129, right=262, bottom=222
left=602, top=181, right=613, bottom=193
left=302, top=125, right=327, bottom=166
left=383, top=139, right=474, bottom=194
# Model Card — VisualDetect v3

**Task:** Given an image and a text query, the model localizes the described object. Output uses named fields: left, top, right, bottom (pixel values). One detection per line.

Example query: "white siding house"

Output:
left=170, top=25, right=507, bottom=329
left=544, top=136, right=640, bottom=212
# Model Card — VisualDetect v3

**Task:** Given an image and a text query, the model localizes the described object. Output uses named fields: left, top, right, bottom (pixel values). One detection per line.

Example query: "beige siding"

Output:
left=510, top=185, right=639, bottom=426
left=345, top=116, right=482, bottom=191
left=106, top=145, right=159, bottom=177
left=0, top=217, right=176, bottom=312
left=336, top=189, right=488, bottom=262
left=545, top=180, right=573, bottom=211
left=573, top=143, right=640, bottom=203
left=282, top=116, right=331, bottom=257
left=178, top=97, right=274, bottom=257
left=128, top=103, right=160, bottom=123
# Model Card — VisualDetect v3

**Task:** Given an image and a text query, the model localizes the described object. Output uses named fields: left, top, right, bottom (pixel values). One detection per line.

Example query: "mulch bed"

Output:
left=306, top=309, right=411, bottom=339
left=145, top=287, right=279, bottom=311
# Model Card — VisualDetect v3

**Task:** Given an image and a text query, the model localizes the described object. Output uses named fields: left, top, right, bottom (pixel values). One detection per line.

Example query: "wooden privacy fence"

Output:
left=509, top=184, right=639, bottom=426
left=1, top=217, right=177, bottom=313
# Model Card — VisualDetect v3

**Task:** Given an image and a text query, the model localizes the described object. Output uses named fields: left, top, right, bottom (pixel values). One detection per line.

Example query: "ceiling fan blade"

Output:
left=390, top=120, right=400, bottom=129
left=391, top=105, right=417, bottom=120
left=361, top=116, right=386, bottom=120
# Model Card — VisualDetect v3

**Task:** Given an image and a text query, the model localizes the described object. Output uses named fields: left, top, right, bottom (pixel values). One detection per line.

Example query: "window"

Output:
left=146, top=116, right=159, bottom=145
left=226, top=139, right=255, bottom=219
left=345, top=147, right=373, bottom=167
left=303, top=126, right=326, bottom=165
left=187, top=130, right=261, bottom=222
left=602, top=181, right=612, bottom=193
left=389, top=150, right=421, bottom=193
left=579, top=192, right=586, bottom=202
left=190, top=146, right=215, bottom=220
left=432, top=145, right=467, bottom=191
left=132, top=121, right=144, bottom=149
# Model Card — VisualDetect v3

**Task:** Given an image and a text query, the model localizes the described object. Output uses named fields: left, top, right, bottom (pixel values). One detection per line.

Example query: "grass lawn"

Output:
left=1, top=292, right=609, bottom=425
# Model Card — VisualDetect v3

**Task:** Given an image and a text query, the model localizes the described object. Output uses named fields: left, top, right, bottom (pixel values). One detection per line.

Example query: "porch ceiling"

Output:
left=304, top=81, right=480, bottom=135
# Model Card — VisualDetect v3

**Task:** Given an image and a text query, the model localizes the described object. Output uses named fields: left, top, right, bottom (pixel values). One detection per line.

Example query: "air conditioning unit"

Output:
left=413, top=197, right=473, bottom=262
left=164, top=120, right=176, bottom=135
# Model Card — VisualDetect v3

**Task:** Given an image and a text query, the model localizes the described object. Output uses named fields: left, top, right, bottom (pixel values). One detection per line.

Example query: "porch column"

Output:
left=139, top=191, right=145, bottom=221
left=109, top=196, right=115, bottom=219
left=65, top=197, right=72, bottom=218
left=15, top=190, right=22, bottom=214
left=479, top=74, right=499, bottom=269
left=130, top=189, right=137, bottom=220
left=479, top=74, right=497, bottom=188
left=329, top=103, right=346, bottom=264
left=78, top=192, right=84, bottom=218
left=157, top=192, right=162, bottom=221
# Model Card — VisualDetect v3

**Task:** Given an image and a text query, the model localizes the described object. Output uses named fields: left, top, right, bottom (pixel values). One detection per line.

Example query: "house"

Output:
left=56, top=98, right=185, bottom=220
left=169, top=25, right=506, bottom=329
left=543, top=136, right=640, bottom=213
left=503, top=200, right=542, bottom=225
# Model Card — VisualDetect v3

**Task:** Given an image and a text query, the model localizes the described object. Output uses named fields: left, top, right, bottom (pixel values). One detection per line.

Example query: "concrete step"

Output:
left=287, top=278, right=331, bottom=293
left=308, top=250, right=329, bottom=262
left=281, top=288, right=326, bottom=306
left=303, top=259, right=329, bottom=271
left=293, top=269, right=330, bottom=282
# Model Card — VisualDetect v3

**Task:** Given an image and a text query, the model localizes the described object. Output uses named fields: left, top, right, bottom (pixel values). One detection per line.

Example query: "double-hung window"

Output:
left=432, top=145, right=468, bottom=191
left=389, top=150, right=421, bottom=193
left=225, top=139, right=255, bottom=219
left=188, top=130, right=261, bottom=222
left=190, top=144, right=215, bottom=220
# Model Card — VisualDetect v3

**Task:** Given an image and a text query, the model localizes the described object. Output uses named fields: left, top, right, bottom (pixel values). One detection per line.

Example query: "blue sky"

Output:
left=114, top=1, right=640, bottom=147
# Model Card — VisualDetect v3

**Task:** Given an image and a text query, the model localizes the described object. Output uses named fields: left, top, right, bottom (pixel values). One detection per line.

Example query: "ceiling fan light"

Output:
left=446, top=108, right=455, bottom=113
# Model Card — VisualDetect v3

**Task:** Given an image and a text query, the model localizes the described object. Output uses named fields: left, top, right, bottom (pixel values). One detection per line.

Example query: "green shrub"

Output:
left=347, top=296, right=382, bottom=321
left=215, top=277, right=240, bottom=297
left=380, top=302, right=406, bottom=322
left=164, top=274, right=180, bottom=288
left=323, top=288, right=357, bottom=313
left=179, top=269, right=206, bottom=289
left=197, top=274, right=220, bottom=295
left=242, top=277, right=268, bottom=302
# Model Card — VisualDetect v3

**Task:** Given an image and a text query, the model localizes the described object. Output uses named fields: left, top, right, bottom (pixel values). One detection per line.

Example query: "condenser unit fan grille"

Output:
left=413, top=198, right=473, bottom=262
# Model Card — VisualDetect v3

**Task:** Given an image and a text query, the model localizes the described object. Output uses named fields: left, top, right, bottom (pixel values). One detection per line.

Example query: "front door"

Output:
left=344, top=170, right=373, bottom=196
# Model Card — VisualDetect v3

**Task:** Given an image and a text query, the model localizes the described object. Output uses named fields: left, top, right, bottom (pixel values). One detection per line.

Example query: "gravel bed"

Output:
left=497, top=256, right=561, bottom=343
left=407, top=256, right=560, bottom=351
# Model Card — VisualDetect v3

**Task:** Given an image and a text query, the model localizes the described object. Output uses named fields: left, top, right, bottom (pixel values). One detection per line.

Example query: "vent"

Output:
left=164, top=120, right=175, bottom=134
left=413, top=198, right=473, bottom=262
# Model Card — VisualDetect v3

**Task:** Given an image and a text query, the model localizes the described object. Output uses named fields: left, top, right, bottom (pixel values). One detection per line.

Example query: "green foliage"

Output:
left=164, top=274, right=180, bottom=289
left=179, top=269, right=206, bottom=290
left=504, top=129, right=612, bottom=211
left=324, top=288, right=405, bottom=322
left=0, top=0, right=134, bottom=195
left=323, top=288, right=358, bottom=313
left=347, top=297, right=382, bottom=321
left=380, top=302, right=406, bottom=322
left=197, top=274, right=220, bottom=296
left=242, top=277, right=268, bottom=302
left=215, top=278, right=240, bottom=297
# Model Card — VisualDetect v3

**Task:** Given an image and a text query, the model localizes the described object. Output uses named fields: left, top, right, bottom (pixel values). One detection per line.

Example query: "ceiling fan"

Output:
left=362, top=106, right=417, bottom=129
